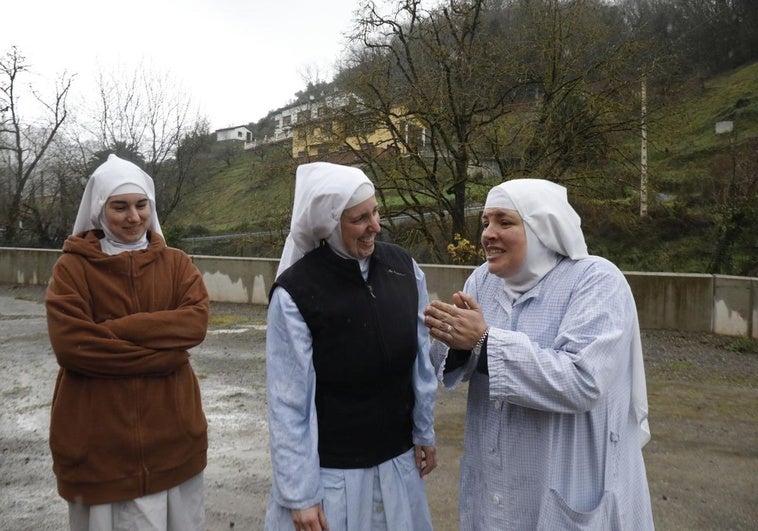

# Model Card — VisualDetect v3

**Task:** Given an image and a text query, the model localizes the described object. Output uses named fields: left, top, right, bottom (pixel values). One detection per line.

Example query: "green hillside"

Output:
left=652, top=61, right=758, bottom=186
left=168, top=62, right=758, bottom=275
left=166, top=143, right=298, bottom=256
left=168, top=146, right=293, bottom=233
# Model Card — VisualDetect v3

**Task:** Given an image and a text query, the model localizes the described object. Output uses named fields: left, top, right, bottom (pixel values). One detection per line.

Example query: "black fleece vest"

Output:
left=275, top=242, right=418, bottom=468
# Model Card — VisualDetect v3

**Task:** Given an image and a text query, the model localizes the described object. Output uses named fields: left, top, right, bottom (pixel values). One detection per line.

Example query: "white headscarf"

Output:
left=485, top=178, right=588, bottom=261
left=275, top=162, right=375, bottom=279
left=72, top=154, right=163, bottom=249
left=484, top=178, right=588, bottom=299
left=486, top=178, right=649, bottom=446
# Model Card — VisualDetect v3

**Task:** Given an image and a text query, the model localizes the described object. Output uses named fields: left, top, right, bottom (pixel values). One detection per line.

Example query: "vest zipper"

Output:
left=366, top=282, right=376, bottom=298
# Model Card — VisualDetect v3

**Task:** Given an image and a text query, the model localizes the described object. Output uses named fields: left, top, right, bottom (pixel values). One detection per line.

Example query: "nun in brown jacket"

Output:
left=45, top=154, right=209, bottom=530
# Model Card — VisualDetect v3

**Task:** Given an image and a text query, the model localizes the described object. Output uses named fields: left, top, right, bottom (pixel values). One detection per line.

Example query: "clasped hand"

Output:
left=424, top=291, right=488, bottom=350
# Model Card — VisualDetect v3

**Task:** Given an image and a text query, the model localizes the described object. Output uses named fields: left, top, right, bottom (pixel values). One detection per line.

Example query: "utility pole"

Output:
left=640, top=75, right=648, bottom=218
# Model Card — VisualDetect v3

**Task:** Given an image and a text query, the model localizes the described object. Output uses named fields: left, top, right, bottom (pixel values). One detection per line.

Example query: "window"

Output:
left=345, top=117, right=375, bottom=136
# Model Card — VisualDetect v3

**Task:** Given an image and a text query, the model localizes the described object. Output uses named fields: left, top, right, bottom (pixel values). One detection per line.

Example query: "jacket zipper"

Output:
left=128, top=253, right=140, bottom=310
left=133, top=378, right=148, bottom=495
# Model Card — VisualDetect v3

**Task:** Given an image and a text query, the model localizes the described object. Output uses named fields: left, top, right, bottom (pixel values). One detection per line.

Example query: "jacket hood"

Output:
left=63, top=230, right=166, bottom=272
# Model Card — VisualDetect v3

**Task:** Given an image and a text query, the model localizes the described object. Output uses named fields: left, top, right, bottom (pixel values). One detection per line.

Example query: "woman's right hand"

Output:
left=424, top=291, right=488, bottom=350
left=291, top=503, right=329, bottom=530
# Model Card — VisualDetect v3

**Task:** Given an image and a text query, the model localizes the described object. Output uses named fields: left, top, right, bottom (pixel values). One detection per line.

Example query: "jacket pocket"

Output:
left=49, top=371, right=91, bottom=467
left=536, top=489, right=622, bottom=531
left=173, top=364, right=207, bottom=438
left=320, top=468, right=347, bottom=529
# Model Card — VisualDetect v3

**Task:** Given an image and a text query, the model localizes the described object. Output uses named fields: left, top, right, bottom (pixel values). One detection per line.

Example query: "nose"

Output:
left=369, top=213, right=382, bottom=233
left=125, top=206, right=140, bottom=222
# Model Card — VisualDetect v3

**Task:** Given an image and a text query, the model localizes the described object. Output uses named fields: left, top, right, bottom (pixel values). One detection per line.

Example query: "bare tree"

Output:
left=89, top=62, right=208, bottom=223
left=513, top=0, right=652, bottom=184
left=157, top=118, right=214, bottom=225
left=0, top=46, right=73, bottom=245
left=22, top=130, right=95, bottom=247
left=334, top=0, right=522, bottom=260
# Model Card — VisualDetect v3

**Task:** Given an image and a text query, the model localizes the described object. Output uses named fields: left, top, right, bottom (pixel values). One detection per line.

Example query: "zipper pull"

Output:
left=366, top=283, right=376, bottom=298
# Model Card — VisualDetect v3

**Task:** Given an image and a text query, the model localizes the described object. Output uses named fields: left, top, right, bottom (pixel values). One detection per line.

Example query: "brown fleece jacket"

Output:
left=45, top=230, right=209, bottom=505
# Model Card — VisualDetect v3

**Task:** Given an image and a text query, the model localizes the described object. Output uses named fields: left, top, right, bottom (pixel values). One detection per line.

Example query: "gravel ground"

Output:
left=1, top=283, right=756, bottom=530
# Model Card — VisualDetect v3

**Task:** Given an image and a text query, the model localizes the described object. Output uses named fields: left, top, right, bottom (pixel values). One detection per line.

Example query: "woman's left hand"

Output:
left=424, top=291, right=488, bottom=350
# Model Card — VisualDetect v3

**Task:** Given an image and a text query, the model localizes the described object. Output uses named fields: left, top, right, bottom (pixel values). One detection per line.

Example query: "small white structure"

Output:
left=215, top=126, right=254, bottom=149
left=715, top=121, right=734, bottom=135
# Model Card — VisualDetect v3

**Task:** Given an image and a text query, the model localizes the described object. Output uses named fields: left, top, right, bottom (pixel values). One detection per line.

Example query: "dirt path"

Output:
left=1, top=284, right=756, bottom=530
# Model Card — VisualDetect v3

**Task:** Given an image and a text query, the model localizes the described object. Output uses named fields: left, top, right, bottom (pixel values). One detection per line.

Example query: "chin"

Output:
left=121, top=231, right=147, bottom=243
left=486, top=261, right=512, bottom=278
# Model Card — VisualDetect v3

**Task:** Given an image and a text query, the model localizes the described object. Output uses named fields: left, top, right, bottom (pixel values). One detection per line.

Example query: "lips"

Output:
left=485, top=247, right=505, bottom=258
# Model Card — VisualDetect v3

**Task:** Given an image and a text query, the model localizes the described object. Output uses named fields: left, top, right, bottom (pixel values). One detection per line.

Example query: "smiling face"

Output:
left=340, top=195, right=381, bottom=259
left=481, top=207, right=527, bottom=278
left=103, top=193, right=151, bottom=243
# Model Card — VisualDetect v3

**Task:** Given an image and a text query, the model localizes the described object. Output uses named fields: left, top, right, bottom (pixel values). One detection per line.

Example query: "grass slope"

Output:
left=652, top=61, right=758, bottom=187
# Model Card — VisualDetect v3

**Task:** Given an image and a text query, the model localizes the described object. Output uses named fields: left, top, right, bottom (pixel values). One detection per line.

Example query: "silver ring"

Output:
left=446, top=324, right=452, bottom=333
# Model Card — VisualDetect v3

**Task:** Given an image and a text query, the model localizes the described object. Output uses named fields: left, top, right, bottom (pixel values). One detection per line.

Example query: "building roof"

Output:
left=214, top=125, right=252, bottom=133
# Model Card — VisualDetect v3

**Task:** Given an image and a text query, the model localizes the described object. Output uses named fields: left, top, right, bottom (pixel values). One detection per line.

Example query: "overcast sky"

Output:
left=3, top=0, right=363, bottom=130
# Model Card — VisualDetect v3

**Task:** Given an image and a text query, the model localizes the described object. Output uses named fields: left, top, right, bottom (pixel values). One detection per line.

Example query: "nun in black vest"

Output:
left=264, top=162, right=437, bottom=531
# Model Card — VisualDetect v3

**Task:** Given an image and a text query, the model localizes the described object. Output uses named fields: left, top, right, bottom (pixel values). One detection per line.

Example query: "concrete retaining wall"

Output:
left=2, top=247, right=755, bottom=338
left=0, top=248, right=61, bottom=286
left=625, top=272, right=714, bottom=332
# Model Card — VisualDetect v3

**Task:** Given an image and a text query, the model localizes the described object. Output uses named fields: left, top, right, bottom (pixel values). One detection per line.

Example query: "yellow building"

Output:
left=291, top=96, right=426, bottom=164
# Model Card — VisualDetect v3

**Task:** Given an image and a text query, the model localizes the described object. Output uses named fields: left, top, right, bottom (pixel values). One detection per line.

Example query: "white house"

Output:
left=215, top=126, right=254, bottom=149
